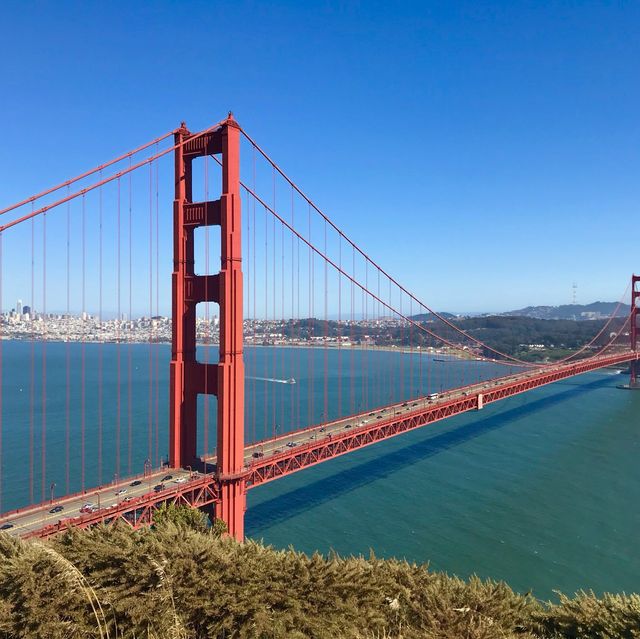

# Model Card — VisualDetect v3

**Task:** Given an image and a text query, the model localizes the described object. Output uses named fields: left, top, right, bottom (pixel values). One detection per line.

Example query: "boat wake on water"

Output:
left=247, top=376, right=297, bottom=384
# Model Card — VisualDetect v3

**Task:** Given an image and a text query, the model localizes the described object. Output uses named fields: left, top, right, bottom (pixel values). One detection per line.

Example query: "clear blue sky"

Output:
left=1, top=0, right=639, bottom=313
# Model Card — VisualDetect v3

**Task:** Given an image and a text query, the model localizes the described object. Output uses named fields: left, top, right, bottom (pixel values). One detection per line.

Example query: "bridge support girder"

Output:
left=169, top=115, right=245, bottom=540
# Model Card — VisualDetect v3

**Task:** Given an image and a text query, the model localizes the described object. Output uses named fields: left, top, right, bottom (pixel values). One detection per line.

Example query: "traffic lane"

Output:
left=2, top=468, right=194, bottom=535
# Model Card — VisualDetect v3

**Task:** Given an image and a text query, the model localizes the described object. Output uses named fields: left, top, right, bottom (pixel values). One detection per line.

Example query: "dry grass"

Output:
left=0, top=514, right=637, bottom=638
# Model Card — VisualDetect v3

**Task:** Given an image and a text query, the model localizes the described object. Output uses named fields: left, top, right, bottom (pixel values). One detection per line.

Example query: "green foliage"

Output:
left=153, top=503, right=210, bottom=533
left=211, top=516, right=228, bottom=537
left=0, top=526, right=638, bottom=638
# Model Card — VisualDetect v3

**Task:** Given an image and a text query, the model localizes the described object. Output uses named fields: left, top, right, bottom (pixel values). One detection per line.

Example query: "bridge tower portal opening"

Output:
left=169, top=115, right=245, bottom=540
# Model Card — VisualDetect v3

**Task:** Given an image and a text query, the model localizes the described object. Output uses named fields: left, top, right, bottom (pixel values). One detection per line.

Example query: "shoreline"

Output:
left=0, top=336, right=482, bottom=361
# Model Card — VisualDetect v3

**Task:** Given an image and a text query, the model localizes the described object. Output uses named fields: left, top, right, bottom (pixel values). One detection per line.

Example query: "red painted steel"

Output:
left=214, top=118, right=246, bottom=540
left=169, top=115, right=245, bottom=540
left=25, top=475, right=220, bottom=540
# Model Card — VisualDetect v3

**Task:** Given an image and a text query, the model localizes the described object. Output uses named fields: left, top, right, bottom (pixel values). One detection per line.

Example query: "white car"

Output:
left=174, top=477, right=187, bottom=484
left=115, top=489, right=127, bottom=496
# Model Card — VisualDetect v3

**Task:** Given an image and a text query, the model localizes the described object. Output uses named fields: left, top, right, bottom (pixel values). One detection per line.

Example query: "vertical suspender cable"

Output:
left=155, top=154, right=160, bottom=467
left=323, top=219, right=328, bottom=426
left=29, top=215, right=35, bottom=503
left=419, top=304, right=423, bottom=397
left=272, top=174, right=277, bottom=433
left=81, top=196, right=86, bottom=490
left=127, top=161, right=133, bottom=475
left=244, top=185, right=253, bottom=443
left=338, top=237, right=342, bottom=417
left=364, top=261, right=372, bottom=411
left=281, top=219, right=285, bottom=429
left=148, top=163, right=153, bottom=465
left=65, top=192, right=71, bottom=495
left=98, top=176, right=103, bottom=486
left=116, top=177, right=121, bottom=479
left=264, top=205, right=268, bottom=438
left=41, top=210, right=47, bottom=502
left=290, top=187, right=295, bottom=430
left=377, top=269, right=381, bottom=408
left=409, top=297, right=413, bottom=399
left=349, top=245, right=354, bottom=415
left=309, top=208, right=316, bottom=426
left=204, top=156, right=210, bottom=459
left=363, top=260, right=368, bottom=410
left=296, top=230, right=301, bottom=427
left=251, top=150, right=257, bottom=442
left=399, top=289, right=404, bottom=405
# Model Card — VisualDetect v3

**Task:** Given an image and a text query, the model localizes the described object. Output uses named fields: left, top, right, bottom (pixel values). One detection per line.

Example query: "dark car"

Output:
left=252, top=451, right=264, bottom=458
left=49, top=505, right=64, bottom=514
left=162, top=475, right=173, bottom=482
left=344, top=424, right=352, bottom=429
left=0, top=523, right=13, bottom=530
left=319, top=427, right=326, bottom=432
left=130, top=480, right=142, bottom=487
left=153, top=484, right=165, bottom=492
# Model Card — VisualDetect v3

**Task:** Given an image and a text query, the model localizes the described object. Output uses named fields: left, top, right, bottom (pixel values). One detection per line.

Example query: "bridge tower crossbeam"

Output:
left=169, top=115, right=245, bottom=540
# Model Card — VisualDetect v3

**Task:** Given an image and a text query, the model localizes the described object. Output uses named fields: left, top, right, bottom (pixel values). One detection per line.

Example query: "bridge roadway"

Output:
left=1, top=350, right=637, bottom=538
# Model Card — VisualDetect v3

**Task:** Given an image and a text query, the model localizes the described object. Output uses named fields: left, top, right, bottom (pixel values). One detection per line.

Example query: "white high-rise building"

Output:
left=16, top=299, right=22, bottom=315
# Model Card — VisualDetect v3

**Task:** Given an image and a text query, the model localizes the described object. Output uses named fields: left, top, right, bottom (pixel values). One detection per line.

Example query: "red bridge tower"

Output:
left=169, top=115, right=245, bottom=540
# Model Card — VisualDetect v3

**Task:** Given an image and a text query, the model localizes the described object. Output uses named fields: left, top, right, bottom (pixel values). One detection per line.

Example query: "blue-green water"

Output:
left=1, top=341, right=639, bottom=599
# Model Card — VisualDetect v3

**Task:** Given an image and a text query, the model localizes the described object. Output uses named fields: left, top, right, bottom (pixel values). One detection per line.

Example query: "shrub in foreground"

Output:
left=0, top=511, right=637, bottom=638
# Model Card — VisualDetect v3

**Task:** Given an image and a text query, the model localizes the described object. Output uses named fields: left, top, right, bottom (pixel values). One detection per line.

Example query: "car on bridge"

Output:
left=0, top=523, right=13, bottom=530
left=115, top=489, right=127, bottom=496
left=49, top=505, right=64, bottom=514
left=130, top=480, right=142, bottom=487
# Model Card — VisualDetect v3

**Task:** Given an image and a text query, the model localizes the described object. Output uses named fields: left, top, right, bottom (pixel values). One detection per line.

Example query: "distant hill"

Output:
left=410, top=311, right=457, bottom=321
left=503, top=301, right=630, bottom=321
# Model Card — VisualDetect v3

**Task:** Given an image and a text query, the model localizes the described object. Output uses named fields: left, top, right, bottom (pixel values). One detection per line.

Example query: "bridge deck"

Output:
left=2, top=351, right=636, bottom=539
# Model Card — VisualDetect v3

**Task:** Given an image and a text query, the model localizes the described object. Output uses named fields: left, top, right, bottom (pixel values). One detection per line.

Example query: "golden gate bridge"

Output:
left=0, top=114, right=637, bottom=540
